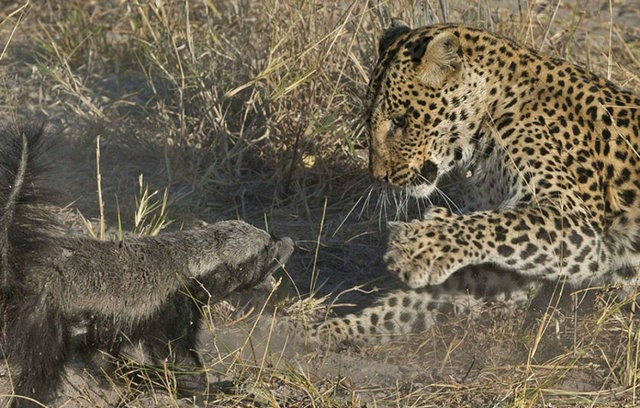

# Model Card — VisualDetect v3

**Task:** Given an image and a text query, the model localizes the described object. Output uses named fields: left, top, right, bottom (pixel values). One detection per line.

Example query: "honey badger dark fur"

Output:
left=0, top=126, right=294, bottom=407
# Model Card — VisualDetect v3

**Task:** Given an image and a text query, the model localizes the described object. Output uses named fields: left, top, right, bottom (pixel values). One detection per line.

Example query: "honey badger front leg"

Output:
left=384, top=206, right=605, bottom=288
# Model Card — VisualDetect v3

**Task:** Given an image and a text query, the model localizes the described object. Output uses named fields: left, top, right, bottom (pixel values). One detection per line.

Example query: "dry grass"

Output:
left=0, top=0, right=640, bottom=407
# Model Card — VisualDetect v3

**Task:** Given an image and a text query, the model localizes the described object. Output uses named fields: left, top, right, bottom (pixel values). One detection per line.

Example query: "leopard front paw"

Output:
left=384, top=218, right=457, bottom=287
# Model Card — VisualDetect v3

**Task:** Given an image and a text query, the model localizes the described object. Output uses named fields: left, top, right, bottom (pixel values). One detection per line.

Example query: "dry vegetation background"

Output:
left=0, top=0, right=640, bottom=407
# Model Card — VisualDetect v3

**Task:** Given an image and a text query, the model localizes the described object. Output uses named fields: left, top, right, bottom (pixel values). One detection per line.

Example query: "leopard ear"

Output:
left=414, top=31, right=462, bottom=87
left=378, top=19, right=410, bottom=55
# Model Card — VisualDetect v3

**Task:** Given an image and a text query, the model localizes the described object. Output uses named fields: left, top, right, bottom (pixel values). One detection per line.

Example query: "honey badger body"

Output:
left=0, top=127, right=293, bottom=407
left=313, top=23, right=640, bottom=344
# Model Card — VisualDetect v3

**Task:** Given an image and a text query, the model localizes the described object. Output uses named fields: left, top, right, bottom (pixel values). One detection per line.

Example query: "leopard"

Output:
left=305, top=21, right=640, bottom=346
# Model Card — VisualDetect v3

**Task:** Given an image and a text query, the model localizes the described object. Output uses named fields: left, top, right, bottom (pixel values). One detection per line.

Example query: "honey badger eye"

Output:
left=392, top=116, right=406, bottom=128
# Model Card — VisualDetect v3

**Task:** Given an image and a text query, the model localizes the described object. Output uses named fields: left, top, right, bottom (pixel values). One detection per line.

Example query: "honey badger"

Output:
left=0, top=125, right=293, bottom=407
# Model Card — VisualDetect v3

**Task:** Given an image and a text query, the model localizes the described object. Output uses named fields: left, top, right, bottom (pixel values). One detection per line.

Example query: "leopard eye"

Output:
left=391, top=116, right=406, bottom=128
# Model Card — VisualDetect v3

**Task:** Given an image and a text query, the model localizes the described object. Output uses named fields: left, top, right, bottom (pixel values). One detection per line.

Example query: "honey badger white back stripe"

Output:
left=0, top=134, right=27, bottom=290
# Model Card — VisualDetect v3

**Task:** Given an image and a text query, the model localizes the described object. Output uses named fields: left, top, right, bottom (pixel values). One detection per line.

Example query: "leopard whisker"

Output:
left=358, top=184, right=376, bottom=219
left=331, top=190, right=368, bottom=238
left=374, top=186, right=387, bottom=230
left=392, top=188, right=407, bottom=221
left=434, top=186, right=463, bottom=214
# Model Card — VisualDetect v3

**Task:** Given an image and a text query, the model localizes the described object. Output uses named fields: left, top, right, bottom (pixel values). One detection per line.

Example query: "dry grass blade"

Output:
left=0, top=1, right=29, bottom=63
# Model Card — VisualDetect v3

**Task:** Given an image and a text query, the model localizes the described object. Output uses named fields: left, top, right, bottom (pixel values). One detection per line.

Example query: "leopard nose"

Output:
left=419, top=160, right=438, bottom=183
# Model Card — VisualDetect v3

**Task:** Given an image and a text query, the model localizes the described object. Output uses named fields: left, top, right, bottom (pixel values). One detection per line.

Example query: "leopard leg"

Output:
left=385, top=205, right=607, bottom=288
left=308, top=265, right=540, bottom=346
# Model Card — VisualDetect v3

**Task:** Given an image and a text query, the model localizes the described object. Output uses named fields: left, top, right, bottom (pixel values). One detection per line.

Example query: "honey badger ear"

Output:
left=414, top=31, right=462, bottom=87
left=378, top=19, right=410, bottom=55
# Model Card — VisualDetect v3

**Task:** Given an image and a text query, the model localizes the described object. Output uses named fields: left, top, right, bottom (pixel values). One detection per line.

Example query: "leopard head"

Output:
left=366, top=23, right=488, bottom=198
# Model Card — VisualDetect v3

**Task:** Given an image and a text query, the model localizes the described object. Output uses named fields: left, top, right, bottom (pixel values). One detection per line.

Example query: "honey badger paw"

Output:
left=385, top=208, right=468, bottom=287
